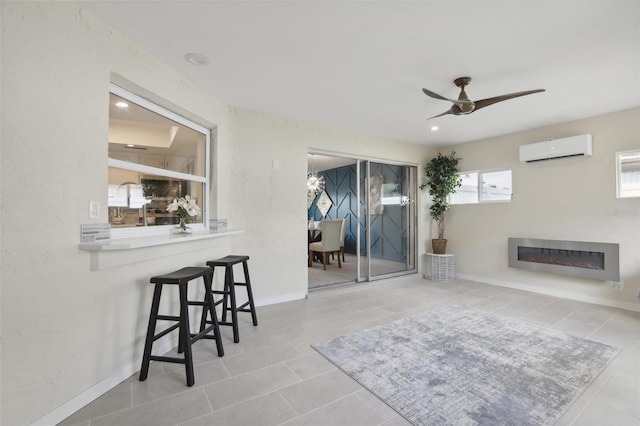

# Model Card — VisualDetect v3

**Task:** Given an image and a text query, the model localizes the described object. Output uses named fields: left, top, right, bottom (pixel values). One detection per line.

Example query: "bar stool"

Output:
left=139, top=266, right=224, bottom=387
left=204, top=255, right=258, bottom=343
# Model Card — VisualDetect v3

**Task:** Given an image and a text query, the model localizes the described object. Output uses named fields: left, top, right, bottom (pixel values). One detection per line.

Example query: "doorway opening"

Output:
left=307, top=153, right=417, bottom=290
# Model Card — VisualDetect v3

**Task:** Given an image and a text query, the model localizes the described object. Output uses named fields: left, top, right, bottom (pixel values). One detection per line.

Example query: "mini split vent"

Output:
left=519, top=134, right=592, bottom=163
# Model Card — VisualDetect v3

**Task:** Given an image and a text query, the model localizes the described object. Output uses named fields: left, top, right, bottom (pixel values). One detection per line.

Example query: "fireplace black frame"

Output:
left=508, top=238, right=620, bottom=281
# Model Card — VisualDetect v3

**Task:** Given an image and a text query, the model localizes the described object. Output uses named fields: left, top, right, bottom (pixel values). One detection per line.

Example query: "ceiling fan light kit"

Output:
left=423, top=76, right=545, bottom=120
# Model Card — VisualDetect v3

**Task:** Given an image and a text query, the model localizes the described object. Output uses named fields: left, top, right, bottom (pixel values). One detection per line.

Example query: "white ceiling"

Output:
left=81, top=1, right=640, bottom=146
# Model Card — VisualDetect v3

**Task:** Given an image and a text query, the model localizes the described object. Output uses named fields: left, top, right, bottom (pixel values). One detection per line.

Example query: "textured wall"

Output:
left=0, top=3, right=430, bottom=424
left=1, top=2, right=232, bottom=425
left=442, top=108, right=640, bottom=310
left=12, top=2, right=636, bottom=425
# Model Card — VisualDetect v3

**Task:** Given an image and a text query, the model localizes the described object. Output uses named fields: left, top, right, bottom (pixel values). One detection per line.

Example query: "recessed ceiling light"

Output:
left=126, top=144, right=135, bottom=148
left=184, top=53, right=209, bottom=65
left=115, top=101, right=128, bottom=108
left=431, top=125, right=439, bottom=131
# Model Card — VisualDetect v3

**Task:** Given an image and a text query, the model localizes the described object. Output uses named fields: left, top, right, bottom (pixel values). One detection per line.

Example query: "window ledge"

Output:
left=79, top=228, right=243, bottom=251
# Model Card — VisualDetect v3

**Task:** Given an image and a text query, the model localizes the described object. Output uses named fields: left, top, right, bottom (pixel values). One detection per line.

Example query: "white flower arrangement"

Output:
left=166, top=195, right=201, bottom=222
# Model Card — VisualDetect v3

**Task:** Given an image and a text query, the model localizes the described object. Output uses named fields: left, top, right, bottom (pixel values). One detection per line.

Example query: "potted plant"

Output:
left=420, top=151, right=462, bottom=254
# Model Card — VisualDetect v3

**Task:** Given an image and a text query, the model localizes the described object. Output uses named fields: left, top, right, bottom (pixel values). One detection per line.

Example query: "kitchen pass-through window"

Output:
left=108, top=83, right=210, bottom=237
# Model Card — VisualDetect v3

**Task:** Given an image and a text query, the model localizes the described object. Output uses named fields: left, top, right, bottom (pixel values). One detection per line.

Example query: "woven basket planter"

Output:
left=432, top=239, right=448, bottom=254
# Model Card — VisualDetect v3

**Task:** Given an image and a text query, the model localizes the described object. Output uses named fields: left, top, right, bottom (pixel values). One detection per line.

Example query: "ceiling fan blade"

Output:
left=422, top=88, right=469, bottom=107
left=427, top=109, right=454, bottom=120
left=473, top=89, right=545, bottom=111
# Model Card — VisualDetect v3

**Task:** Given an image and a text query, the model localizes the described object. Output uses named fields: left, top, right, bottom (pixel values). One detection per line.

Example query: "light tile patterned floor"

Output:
left=308, top=254, right=409, bottom=289
left=59, top=276, right=640, bottom=426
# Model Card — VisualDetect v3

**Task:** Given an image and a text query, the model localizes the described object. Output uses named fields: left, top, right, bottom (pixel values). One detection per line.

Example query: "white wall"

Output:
left=441, top=108, right=640, bottom=310
left=0, top=2, right=430, bottom=425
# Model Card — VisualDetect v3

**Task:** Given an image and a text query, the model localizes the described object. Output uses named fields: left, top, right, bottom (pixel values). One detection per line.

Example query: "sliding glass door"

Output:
left=358, top=161, right=417, bottom=281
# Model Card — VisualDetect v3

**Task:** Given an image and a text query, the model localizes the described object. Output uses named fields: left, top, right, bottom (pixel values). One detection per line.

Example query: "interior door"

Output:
left=358, top=161, right=416, bottom=281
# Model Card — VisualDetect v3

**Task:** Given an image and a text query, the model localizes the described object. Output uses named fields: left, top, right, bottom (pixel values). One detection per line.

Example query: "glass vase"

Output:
left=173, top=217, right=193, bottom=234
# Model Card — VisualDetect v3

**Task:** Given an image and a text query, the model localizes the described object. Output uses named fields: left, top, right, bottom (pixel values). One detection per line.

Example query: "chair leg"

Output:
left=341, top=247, right=345, bottom=262
left=308, top=250, right=313, bottom=267
left=322, top=252, right=327, bottom=270
left=337, top=251, right=341, bottom=268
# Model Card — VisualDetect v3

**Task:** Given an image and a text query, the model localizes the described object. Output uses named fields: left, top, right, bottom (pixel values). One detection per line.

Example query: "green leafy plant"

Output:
left=419, top=151, right=462, bottom=240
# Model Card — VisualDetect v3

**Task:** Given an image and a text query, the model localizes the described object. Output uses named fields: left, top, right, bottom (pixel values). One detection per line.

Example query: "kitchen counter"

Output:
left=79, top=228, right=243, bottom=251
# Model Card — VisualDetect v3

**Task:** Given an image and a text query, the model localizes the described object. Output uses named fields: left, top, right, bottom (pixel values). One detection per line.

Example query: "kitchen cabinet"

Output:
left=140, top=153, right=193, bottom=174
left=144, top=197, right=181, bottom=226
left=109, top=151, right=140, bottom=163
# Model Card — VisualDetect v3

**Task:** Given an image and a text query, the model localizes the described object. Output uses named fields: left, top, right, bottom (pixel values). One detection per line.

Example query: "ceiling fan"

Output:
left=423, top=77, right=545, bottom=120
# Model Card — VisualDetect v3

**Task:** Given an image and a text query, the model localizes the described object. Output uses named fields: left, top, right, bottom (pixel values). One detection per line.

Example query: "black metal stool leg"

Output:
left=140, top=283, right=163, bottom=381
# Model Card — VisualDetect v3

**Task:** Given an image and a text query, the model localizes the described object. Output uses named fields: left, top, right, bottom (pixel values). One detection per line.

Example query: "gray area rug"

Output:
left=313, top=305, right=618, bottom=426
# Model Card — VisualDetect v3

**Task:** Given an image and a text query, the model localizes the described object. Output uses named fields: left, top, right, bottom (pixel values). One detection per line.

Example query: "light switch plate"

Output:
left=89, top=201, right=100, bottom=219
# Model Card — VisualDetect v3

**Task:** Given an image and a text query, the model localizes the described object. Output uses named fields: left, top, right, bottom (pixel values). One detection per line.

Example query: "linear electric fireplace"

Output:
left=508, top=238, right=620, bottom=281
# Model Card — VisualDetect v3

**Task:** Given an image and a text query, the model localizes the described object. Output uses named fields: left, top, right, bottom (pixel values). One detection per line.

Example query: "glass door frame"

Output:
left=356, top=159, right=418, bottom=283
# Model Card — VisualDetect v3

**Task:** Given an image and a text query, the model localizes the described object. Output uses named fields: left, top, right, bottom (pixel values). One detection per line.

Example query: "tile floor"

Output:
left=59, top=276, right=640, bottom=426
left=308, top=254, right=410, bottom=289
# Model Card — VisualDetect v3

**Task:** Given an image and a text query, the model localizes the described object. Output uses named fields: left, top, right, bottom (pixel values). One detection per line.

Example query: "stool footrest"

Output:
left=153, top=323, right=181, bottom=341
left=190, top=325, right=221, bottom=345
left=156, top=315, right=180, bottom=321
left=149, top=355, right=186, bottom=364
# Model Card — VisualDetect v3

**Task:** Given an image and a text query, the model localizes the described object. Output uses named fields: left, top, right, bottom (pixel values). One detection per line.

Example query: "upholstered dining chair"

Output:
left=332, top=218, right=347, bottom=262
left=308, top=219, right=343, bottom=270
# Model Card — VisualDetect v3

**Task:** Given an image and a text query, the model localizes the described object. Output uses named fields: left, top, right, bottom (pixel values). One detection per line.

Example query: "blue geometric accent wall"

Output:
left=308, top=163, right=408, bottom=263
left=309, top=165, right=358, bottom=255
left=364, top=162, right=408, bottom=264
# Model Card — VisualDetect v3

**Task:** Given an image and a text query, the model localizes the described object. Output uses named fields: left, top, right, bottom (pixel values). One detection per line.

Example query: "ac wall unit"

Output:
left=519, top=134, right=592, bottom=163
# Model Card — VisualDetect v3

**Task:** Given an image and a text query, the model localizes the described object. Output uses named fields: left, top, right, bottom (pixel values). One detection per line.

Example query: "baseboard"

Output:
left=30, top=337, right=177, bottom=426
left=254, top=291, right=307, bottom=307
left=456, top=273, right=640, bottom=313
